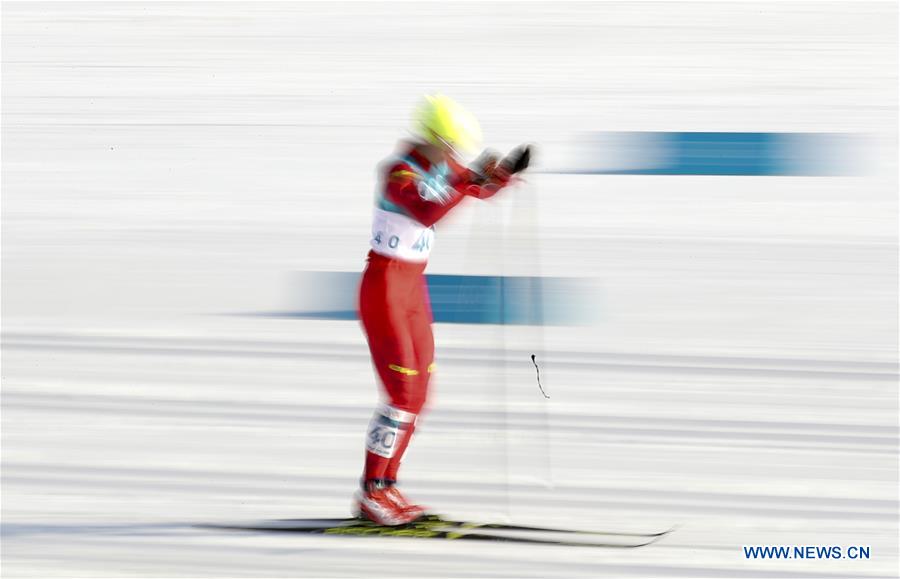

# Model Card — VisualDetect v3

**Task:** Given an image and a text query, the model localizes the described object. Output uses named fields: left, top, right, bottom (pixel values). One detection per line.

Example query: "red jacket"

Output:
left=380, top=146, right=508, bottom=228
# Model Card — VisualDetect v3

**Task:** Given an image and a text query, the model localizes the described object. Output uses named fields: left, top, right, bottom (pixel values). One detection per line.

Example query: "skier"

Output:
left=355, top=94, right=531, bottom=525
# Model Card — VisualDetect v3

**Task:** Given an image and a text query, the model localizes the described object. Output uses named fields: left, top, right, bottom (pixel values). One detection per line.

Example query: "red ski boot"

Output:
left=354, top=480, right=421, bottom=526
left=383, top=483, right=426, bottom=521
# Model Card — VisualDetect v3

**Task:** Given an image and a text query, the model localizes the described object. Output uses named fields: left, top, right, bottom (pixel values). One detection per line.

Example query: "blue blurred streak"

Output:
left=271, top=272, right=599, bottom=325
left=552, top=132, right=861, bottom=176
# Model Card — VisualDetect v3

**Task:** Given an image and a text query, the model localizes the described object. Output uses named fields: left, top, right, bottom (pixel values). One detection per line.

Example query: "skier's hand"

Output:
left=464, top=145, right=532, bottom=198
left=480, top=144, right=531, bottom=190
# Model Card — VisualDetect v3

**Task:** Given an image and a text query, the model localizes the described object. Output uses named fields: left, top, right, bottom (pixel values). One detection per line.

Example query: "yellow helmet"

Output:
left=414, top=94, right=482, bottom=154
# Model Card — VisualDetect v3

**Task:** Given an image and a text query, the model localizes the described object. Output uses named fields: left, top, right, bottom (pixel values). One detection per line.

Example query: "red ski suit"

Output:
left=358, top=145, right=504, bottom=482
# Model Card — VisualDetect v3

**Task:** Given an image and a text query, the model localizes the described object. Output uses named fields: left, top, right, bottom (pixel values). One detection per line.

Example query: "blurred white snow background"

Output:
left=2, top=2, right=897, bottom=578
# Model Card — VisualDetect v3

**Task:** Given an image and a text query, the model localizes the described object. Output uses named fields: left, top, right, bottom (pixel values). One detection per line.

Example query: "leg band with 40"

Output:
left=365, top=403, right=417, bottom=459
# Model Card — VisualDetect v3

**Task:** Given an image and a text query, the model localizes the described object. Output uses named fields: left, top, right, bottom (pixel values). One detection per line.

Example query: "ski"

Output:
left=203, top=516, right=673, bottom=548
left=413, top=514, right=674, bottom=538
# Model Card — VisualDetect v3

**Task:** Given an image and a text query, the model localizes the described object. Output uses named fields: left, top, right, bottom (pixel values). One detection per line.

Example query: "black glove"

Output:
left=500, top=144, right=532, bottom=175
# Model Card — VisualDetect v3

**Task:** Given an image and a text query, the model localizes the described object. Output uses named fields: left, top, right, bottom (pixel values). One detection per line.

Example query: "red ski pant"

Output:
left=358, top=250, right=434, bottom=416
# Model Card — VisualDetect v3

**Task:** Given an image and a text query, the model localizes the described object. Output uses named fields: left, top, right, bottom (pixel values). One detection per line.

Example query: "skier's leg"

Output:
left=359, top=260, right=422, bottom=484
left=356, top=260, right=429, bottom=524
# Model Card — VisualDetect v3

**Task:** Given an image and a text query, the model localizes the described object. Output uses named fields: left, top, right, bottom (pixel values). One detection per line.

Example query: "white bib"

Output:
left=369, top=207, right=434, bottom=262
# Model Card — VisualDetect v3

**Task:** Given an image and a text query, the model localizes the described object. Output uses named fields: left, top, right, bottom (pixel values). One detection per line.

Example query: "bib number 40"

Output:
left=372, top=231, right=400, bottom=249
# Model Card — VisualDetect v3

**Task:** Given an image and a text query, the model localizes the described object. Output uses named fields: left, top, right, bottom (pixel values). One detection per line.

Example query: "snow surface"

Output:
left=2, top=2, right=897, bottom=578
